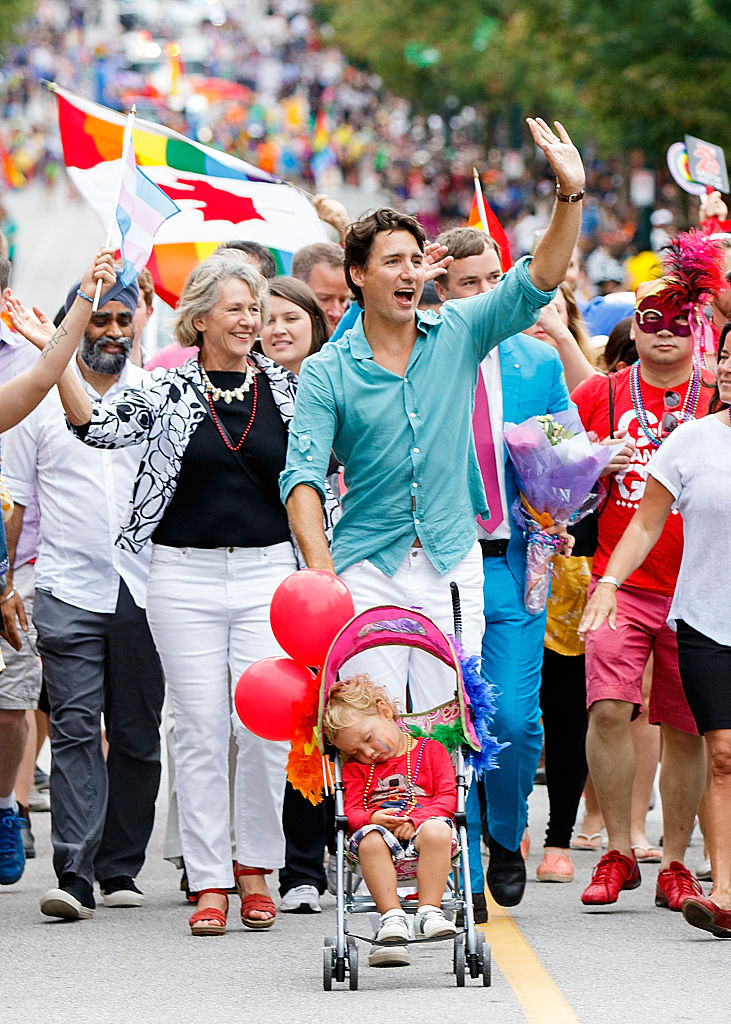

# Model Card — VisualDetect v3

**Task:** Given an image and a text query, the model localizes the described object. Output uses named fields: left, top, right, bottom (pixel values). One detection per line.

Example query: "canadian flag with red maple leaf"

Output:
left=52, top=85, right=327, bottom=307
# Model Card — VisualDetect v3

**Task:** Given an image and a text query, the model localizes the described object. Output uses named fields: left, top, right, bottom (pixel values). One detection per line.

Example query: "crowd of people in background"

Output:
left=2, top=0, right=731, bottom=956
left=0, top=0, right=700, bottom=302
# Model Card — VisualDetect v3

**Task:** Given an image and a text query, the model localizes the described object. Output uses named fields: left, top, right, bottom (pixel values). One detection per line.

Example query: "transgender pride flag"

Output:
left=116, top=112, right=180, bottom=286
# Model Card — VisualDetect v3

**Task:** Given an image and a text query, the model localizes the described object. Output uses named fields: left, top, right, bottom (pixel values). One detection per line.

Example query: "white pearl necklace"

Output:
left=199, top=362, right=254, bottom=404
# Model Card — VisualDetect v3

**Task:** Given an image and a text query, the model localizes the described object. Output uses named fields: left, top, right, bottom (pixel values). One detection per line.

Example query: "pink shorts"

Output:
left=585, top=578, right=698, bottom=736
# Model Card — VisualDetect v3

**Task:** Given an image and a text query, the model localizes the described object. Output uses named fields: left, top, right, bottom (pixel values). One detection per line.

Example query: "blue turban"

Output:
left=64, top=272, right=139, bottom=316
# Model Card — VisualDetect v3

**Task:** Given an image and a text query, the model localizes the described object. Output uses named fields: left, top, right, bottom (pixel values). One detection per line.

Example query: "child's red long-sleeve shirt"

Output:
left=343, top=737, right=457, bottom=833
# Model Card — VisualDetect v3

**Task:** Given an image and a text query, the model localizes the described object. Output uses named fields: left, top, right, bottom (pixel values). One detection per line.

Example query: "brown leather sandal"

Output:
left=234, top=864, right=276, bottom=930
left=188, top=889, right=229, bottom=936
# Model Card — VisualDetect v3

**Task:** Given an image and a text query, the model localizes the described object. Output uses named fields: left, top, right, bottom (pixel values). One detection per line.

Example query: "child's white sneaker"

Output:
left=415, top=904, right=457, bottom=939
left=369, top=909, right=410, bottom=967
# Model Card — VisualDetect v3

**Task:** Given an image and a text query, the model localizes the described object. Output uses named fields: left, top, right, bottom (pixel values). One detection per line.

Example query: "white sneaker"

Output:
left=278, top=884, right=321, bottom=913
left=40, top=888, right=94, bottom=920
left=28, top=788, right=51, bottom=813
left=369, top=910, right=410, bottom=967
left=696, top=857, right=713, bottom=882
left=415, top=905, right=457, bottom=939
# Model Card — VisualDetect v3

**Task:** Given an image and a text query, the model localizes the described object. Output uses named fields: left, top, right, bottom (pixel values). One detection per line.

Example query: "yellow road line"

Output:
left=480, top=893, right=581, bottom=1024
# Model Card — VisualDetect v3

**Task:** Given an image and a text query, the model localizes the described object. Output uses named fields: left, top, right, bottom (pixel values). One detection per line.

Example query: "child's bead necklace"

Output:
left=362, top=734, right=426, bottom=817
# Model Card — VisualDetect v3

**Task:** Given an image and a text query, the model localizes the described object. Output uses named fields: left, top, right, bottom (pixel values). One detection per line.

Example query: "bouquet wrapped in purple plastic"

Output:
left=503, top=410, right=612, bottom=614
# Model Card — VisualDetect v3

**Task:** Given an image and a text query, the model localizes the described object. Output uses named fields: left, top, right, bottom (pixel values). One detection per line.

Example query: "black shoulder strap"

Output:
left=596, top=371, right=618, bottom=516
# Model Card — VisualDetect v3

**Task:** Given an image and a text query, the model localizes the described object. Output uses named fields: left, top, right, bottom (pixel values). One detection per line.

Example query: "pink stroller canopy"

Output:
left=316, top=605, right=481, bottom=753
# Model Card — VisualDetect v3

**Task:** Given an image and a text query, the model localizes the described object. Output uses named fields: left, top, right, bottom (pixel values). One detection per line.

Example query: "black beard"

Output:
left=78, top=333, right=132, bottom=375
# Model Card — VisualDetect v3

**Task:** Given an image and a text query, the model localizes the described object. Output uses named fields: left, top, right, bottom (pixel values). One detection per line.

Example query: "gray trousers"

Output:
left=33, top=580, right=165, bottom=886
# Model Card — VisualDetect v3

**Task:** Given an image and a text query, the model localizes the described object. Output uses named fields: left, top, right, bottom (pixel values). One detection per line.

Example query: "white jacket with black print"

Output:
left=69, top=351, right=340, bottom=556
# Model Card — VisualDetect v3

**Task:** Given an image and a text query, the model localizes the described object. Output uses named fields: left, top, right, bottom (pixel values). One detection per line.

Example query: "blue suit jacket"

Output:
left=493, top=334, right=573, bottom=588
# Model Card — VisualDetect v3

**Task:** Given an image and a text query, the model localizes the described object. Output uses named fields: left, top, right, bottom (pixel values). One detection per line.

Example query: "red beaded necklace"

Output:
left=206, top=371, right=258, bottom=452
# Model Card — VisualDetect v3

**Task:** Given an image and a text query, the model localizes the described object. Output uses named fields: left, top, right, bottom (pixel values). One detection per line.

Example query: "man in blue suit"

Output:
left=435, top=228, right=573, bottom=908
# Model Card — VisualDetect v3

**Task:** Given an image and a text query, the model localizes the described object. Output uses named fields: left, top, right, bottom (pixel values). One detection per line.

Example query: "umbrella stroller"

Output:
left=304, top=593, right=495, bottom=990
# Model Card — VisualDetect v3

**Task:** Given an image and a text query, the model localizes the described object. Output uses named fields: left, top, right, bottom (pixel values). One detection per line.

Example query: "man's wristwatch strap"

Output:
left=555, top=185, right=585, bottom=203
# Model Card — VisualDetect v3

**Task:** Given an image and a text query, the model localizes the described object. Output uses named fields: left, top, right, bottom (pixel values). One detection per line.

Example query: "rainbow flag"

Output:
left=311, top=108, right=330, bottom=153
left=0, top=139, right=26, bottom=190
left=53, top=85, right=327, bottom=306
left=468, top=187, right=512, bottom=273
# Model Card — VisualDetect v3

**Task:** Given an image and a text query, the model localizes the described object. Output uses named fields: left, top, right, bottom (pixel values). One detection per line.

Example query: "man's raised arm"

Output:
left=526, top=118, right=585, bottom=292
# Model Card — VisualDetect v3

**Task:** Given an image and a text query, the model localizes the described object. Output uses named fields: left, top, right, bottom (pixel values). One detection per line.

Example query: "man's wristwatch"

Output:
left=596, top=575, right=621, bottom=589
left=555, top=184, right=585, bottom=203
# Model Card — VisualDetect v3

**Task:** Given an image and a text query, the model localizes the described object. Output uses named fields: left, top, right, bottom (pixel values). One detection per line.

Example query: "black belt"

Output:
left=479, top=538, right=509, bottom=558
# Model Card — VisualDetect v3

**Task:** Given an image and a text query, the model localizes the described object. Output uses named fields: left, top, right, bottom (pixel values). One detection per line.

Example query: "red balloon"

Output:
left=270, top=569, right=355, bottom=667
left=234, top=658, right=316, bottom=741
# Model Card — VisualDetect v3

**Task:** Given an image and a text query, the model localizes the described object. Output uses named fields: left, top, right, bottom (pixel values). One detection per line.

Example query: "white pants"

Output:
left=146, top=542, right=297, bottom=892
left=339, top=542, right=484, bottom=711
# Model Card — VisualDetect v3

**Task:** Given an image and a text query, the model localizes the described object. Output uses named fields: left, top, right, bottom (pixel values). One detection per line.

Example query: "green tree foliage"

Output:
left=0, top=0, right=35, bottom=54
left=318, top=0, right=731, bottom=166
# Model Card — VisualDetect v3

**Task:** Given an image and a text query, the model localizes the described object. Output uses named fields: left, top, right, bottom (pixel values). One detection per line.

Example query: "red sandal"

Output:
left=234, top=864, right=276, bottom=930
left=188, top=889, right=229, bottom=936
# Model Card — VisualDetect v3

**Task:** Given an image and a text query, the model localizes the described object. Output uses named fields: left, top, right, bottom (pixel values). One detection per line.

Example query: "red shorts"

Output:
left=584, top=578, right=698, bottom=736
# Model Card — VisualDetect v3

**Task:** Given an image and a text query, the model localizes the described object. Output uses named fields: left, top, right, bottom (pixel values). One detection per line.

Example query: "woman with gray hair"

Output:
left=48, top=251, right=326, bottom=935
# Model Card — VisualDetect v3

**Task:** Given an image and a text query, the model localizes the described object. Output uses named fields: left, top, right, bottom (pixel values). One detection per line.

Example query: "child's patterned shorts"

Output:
left=347, top=817, right=459, bottom=881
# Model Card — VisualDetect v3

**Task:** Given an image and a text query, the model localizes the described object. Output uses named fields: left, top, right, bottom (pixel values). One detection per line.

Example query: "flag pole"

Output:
left=92, top=105, right=136, bottom=310
left=472, top=167, right=491, bottom=238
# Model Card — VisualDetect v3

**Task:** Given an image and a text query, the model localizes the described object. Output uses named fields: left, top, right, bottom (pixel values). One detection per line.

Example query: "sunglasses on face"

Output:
left=90, top=311, right=134, bottom=329
left=634, top=307, right=691, bottom=337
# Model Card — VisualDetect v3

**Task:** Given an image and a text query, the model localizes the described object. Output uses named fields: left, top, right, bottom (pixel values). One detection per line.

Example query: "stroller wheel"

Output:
left=453, top=933, right=466, bottom=987
left=477, top=932, right=492, bottom=987
left=323, top=937, right=335, bottom=991
left=347, top=935, right=359, bottom=990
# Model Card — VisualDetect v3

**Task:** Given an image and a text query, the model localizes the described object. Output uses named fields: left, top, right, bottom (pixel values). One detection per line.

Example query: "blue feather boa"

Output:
left=454, top=640, right=510, bottom=776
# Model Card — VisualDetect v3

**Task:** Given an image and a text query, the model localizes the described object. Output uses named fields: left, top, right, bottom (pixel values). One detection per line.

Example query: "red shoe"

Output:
left=581, top=850, right=641, bottom=905
left=682, top=896, right=731, bottom=938
left=655, top=861, right=703, bottom=911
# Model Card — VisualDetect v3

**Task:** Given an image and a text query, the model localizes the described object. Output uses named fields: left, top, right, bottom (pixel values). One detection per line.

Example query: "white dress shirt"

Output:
left=2, top=358, right=152, bottom=612
left=476, top=349, right=511, bottom=542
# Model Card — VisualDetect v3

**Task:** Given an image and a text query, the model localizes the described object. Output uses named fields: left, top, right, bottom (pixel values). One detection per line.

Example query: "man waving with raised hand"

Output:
left=280, top=117, right=585, bottom=708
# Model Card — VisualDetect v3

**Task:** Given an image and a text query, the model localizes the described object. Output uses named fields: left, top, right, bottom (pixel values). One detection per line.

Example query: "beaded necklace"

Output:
left=199, top=361, right=254, bottom=403
left=203, top=370, right=258, bottom=452
left=629, top=360, right=701, bottom=449
left=362, top=735, right=426, bottom=818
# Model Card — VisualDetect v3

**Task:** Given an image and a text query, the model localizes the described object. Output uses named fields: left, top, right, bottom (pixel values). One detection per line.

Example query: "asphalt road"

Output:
left=1, top=771, right=726, bottom=1024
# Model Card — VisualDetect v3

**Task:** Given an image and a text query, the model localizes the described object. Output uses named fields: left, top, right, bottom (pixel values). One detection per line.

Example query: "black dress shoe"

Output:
left=486, top=837, right=526, bottom=907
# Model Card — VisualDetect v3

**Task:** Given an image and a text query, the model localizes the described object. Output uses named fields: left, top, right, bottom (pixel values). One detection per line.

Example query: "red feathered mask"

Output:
left=635, top=231, right=727, bottom=365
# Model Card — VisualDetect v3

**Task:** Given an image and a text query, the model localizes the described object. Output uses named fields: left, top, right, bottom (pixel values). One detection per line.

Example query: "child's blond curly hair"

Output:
left=323, top=674, right=402, bottom=745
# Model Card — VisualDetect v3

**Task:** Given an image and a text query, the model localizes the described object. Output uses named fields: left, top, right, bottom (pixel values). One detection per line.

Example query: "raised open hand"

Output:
left=5, top=295, right=54, bottom=350
left=526, top=118, right=585, bottom=194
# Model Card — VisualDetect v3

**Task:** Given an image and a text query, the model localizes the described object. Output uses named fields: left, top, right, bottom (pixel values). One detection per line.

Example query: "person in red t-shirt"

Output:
left=571, top=232, right=725, bottom=910
left=323, top=674, right=457, bottom=968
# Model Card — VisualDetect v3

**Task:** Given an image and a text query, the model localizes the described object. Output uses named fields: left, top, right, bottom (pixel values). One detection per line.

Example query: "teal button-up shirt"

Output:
left=280, top=255, right=554, bottom=576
